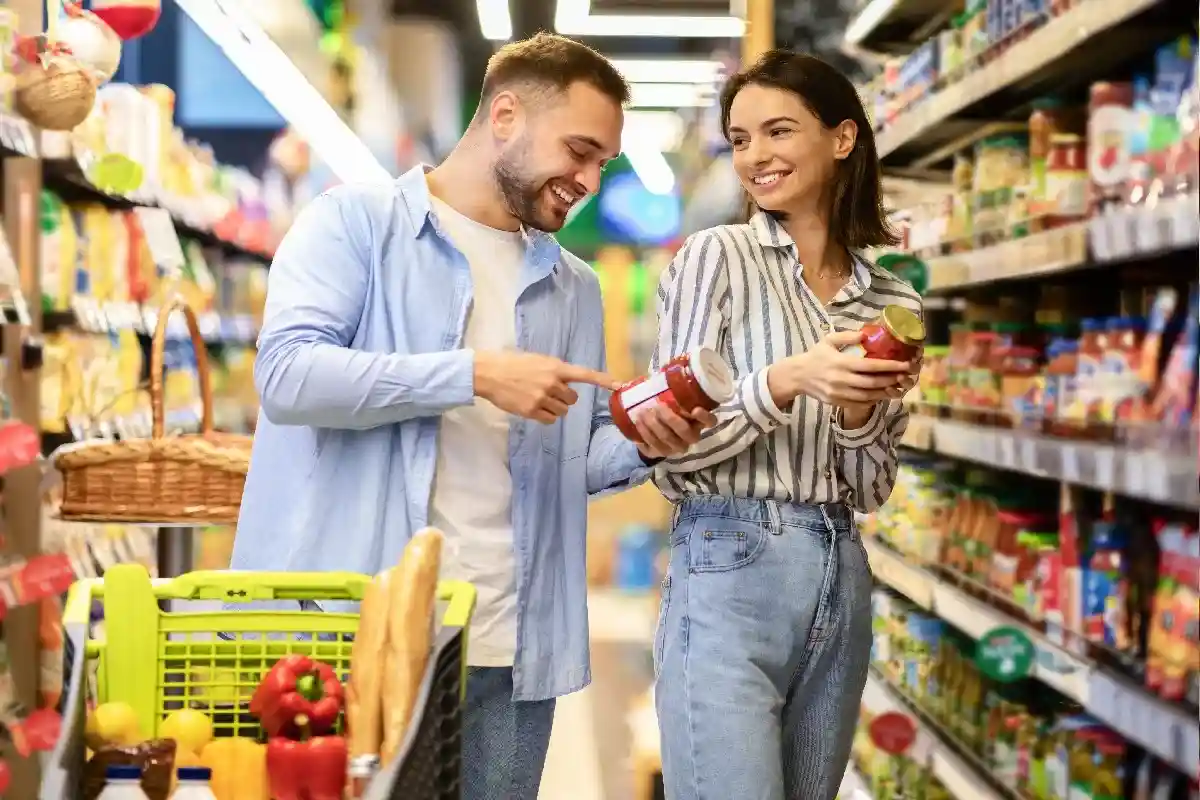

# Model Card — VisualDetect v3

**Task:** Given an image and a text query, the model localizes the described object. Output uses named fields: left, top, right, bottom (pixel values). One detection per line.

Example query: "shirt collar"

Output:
left=397, top=164, right=562, bottom=271
left=749, top=209, right=874, bottom=299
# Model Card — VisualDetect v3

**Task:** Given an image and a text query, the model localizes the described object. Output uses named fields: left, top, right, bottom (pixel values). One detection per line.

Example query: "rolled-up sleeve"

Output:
left=254, top=188, right=475, bottom=429
left=833, top=400, right=907, bottom=513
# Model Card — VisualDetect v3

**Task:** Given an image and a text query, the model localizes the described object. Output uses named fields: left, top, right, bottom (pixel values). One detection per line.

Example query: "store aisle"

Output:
left=540, top=686, right=605, bottom=800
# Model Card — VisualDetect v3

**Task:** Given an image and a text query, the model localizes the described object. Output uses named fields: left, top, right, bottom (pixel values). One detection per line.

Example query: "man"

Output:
left=233, top=33, right=713, bottom=799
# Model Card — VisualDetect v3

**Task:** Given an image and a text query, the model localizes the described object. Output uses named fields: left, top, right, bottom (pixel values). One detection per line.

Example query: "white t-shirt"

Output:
left=427, top=196, right=524, bottom=667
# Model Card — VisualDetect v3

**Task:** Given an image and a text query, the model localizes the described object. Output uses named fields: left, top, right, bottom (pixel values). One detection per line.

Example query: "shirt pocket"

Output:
left=541, top=402, right=589, bottom=461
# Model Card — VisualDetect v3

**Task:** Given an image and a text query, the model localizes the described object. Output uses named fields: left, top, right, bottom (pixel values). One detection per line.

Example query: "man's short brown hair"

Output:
left=476, top=32, right=630, bottom=118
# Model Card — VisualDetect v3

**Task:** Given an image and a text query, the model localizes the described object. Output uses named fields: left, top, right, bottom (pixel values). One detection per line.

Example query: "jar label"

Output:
left=1047, top=169, right=1088, bottom=217
left=621, top=371, right=670, bottom=409
left=1088, top=105, right=1132, bottom=188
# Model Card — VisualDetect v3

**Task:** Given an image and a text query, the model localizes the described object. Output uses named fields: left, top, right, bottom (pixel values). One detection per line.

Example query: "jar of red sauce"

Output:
left=849, top=305, right=926, bottom=362
left=610, top=348, right=734, bottom=444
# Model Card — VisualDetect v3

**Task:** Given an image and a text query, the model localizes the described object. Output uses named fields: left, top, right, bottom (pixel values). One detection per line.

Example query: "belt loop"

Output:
left=670, top=501, right=682, bottom=530
left=765, top=499, right=782, bottom=535
left=819, top=504, right=836, bottom=540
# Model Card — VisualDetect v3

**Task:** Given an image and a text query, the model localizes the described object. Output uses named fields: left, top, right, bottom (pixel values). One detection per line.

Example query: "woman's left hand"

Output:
left=841, top=352, right=921, bottom=428
left=885, top=352, right=922, bottom=400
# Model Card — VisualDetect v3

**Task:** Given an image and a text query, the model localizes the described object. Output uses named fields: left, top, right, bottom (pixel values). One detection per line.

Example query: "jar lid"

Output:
left=690, top=347, right=735, bottom=404
left=881, top=305, right=926, bottom=347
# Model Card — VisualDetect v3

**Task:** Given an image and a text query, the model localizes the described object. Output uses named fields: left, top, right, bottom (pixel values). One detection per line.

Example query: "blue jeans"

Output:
left=463, top=666, right=556, bottom=800
left=653, top=496, right=873, bottom=800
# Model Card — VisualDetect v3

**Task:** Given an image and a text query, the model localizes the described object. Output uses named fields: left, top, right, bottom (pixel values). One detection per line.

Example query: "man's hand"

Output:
left=474, top=350, right=616, bottom=424
left=632, top=404, right=719, bottom=459
left=767, top=330, right=911, bottom=408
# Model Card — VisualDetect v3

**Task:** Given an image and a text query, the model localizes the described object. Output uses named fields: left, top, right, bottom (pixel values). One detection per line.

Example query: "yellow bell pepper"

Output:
left=200, top=737, right=269, bottom=800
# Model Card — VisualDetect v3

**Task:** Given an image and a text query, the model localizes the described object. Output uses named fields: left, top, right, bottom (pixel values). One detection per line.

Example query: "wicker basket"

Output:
left=14, top=57, right=97, bottom=132
left=54, top=297, right=251, bottom=524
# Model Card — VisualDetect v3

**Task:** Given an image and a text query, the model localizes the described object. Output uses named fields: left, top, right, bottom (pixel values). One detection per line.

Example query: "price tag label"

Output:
left=10, top=117, right=35, bottom=157
left=1060, top=445, right=1080, bottom=482
left=1094, top=447, right=1115, bottom=490
left=1171, top=193, right=1200, bottom=247
left=999, top=435, right=1016, bottom=469
left=1142, top=455, right=1169, bottom=502
left=1020, top=438, right=1038, bottom=472
left=133, top=207, right=185, bottom=274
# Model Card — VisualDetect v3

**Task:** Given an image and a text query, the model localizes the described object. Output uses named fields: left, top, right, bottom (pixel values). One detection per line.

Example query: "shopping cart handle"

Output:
left=156, top=569, right=372, bottom=602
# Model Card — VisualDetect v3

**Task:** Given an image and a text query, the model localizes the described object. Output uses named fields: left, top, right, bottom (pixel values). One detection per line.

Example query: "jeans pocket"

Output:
left=653, top=575, right=672, bottom=679
left=689, top=518, right=768, bottom=573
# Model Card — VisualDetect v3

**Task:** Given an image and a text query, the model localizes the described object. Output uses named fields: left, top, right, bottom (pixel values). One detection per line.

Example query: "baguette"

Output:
left=379, top=527, right=443, bottom=767
left=346, top=568, right=391, bottom=763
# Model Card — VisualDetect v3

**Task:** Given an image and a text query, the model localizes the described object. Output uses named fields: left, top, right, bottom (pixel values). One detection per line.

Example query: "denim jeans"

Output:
left=462, top=666, right=556, bottom=800
left=653, top=496, right=873, bottom=800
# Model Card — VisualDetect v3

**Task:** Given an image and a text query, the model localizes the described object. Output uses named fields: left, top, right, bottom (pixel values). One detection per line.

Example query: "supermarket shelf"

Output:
left=42, top=157, right=272, bottom=264
left=905, top=417, right=1199, bottom=509
left=843, top=0, right=954, bottom=51
left=864, top=537, right=1200, bottom=777
left=42, top=301, right=258, bottom=345
left=876, top=0, right=1164, bottom=161
left=924, top=223, right=1088, bottom=291
left=918, top=197, right=1200, bottom=291
left=0, top=110, right=271, bottom=265
left=861, top=672, right=1004, bottom=800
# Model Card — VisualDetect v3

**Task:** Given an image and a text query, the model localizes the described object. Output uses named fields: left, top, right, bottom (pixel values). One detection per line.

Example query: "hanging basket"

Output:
left=53, top=297, right=252, bottom=524
left=14, top=57, right=97, bottom=131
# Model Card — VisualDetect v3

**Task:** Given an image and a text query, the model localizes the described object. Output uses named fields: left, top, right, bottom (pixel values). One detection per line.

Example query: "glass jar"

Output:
left=1047, top=133, right=1088, bottom=223
left=610, top=347, right=734, bottom=443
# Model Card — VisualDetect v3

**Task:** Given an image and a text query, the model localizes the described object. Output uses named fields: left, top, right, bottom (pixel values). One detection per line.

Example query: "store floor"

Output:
left=540, top=590, right=658, bottom=800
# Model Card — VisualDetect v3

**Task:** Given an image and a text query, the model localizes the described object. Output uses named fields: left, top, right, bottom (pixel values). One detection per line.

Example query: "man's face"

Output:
left=490, top=81, right=623, bottom=232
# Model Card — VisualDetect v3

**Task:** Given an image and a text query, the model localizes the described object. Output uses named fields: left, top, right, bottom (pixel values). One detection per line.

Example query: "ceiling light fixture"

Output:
left=175, top=0, right=390, bottom=184
left=623, top=110, right=686, bottom=152
left=477, top=0, right=512, bottom=41
left=628, top=83, right=715, bottom=109
left=610, top=58, right=724, bottom=85
left=623, top=146, right=676, bottom=195
left=555, top=0, right=744, bottom=38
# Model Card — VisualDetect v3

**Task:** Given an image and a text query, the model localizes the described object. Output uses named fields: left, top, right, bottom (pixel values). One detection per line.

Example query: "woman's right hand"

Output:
left=767, top=330, right=910, bottom=408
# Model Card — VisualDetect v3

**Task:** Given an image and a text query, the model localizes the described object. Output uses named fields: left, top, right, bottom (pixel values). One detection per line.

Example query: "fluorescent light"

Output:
left=624, top=110, right=686, bottom=152
left=477, top=0, right=512, bottom=41
left=555, top=0, right=744, bottom=38
left=844, top=0, right=900, bottom=46
left=175, top=0, right=390, bottom=185
left=628, top=83, right=715, bottom=109
left=611, top=58, right=724, bottom=85
left=624, top=147, right=675, bottom=195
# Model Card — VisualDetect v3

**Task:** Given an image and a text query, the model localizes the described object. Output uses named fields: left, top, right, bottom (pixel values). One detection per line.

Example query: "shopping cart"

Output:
left=39, top=563, right=475, bottom=800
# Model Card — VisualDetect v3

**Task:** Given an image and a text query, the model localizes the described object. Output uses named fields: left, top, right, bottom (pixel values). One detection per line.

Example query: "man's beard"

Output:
left=493, top=141, right=559, bottom=232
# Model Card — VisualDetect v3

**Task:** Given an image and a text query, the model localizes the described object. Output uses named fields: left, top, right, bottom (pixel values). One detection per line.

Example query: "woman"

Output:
left=634, top=51, right=923, bottom=800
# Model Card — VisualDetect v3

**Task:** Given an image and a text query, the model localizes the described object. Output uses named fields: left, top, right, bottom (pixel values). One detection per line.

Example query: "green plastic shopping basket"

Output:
left=40, top=563, right=475, bottom=800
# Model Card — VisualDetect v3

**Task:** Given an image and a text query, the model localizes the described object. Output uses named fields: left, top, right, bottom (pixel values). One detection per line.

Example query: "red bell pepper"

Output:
left=250, top=654, right=344, bottom=738
left=266, top=735, right=348, bottom=800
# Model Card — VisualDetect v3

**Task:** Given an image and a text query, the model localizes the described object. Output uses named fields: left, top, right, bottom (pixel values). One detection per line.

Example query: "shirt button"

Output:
left=825, top=467, right=833, bottom=478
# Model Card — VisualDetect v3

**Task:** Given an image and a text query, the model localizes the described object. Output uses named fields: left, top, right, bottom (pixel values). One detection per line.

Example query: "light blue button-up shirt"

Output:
left=233, top=166, right=651, bottom=700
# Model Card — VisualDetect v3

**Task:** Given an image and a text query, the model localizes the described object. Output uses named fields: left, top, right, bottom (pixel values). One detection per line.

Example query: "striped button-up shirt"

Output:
left=649, top=211, right=922, bottom=512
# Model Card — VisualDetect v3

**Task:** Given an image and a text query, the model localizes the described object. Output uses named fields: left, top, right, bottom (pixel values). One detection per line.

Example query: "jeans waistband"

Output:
left=672, top=495, right=854, bottom=535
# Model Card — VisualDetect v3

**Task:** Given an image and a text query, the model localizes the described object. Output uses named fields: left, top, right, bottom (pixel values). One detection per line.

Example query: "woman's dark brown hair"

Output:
left=719, top=49, right=899, bottom=249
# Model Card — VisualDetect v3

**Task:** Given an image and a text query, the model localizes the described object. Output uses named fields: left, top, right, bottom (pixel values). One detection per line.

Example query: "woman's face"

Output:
left=727, top=84, right=856, bottom=213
